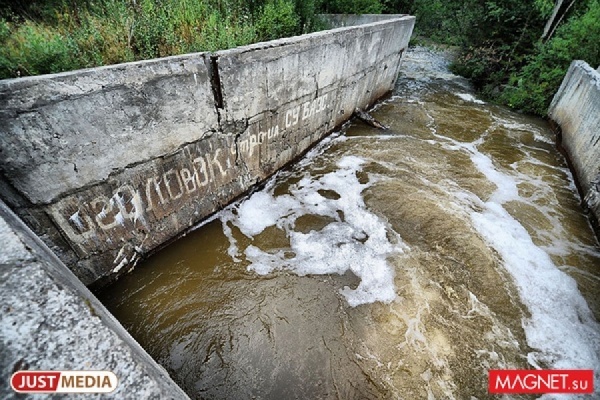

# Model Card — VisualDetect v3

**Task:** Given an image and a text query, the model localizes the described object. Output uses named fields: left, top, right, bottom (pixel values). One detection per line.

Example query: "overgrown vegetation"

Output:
left=320, top=0, right=384, bottom=14
left=389, top=0, right=600, bottom=115
left=1, top=0, right=598, bottom=116
left=0, top=0, right=325, bottom=78
left=499, top=0, right=600, bottom=114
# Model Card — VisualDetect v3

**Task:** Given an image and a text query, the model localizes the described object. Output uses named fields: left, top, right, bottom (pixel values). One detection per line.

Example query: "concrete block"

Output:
left=0, top=54, right=217, bottom=205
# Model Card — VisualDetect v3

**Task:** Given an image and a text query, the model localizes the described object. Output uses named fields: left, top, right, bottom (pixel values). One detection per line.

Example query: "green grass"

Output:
left=0, top=0, right=318, bottom=79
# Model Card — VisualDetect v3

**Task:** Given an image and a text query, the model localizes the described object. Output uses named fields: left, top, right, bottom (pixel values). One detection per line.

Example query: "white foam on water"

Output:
left=455, top=92, right=486, bottom=104
left=467, top=145, right=520, bottom=204
left=220, top=155, right=404, bottom=307
left=532, top=132, right=555, bottom=145
left=423, top=105, right=600, bottom=388
left=463, top=141, right=600, bottom=382
left=493, top=116, right=556, bottom=145
left=234, top=191, right=298, bottom=237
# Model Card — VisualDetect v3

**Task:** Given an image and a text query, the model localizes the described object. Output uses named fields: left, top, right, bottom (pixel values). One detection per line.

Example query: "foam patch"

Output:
left=220, top=155, right=404, bottom=307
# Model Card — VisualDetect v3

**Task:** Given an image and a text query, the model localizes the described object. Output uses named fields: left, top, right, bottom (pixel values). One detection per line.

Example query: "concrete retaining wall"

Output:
left=0, top=199, right=189, bottom=399
left=549, top=60, right=600, bottom=232
left=0, top=16, right=415, bottom=286
left=323, top=13, right=409, bottom=28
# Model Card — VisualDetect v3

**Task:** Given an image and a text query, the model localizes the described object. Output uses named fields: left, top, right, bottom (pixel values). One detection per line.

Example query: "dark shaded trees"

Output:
left=383, top=0, right=600, bottom=115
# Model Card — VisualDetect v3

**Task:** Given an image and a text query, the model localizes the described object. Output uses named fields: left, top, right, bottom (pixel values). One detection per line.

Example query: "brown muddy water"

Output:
left=98, top=47, right=600, bottom=399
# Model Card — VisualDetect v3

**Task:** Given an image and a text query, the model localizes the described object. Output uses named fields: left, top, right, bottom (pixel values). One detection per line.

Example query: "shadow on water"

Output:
left=98, top=47, right=600, bottom=399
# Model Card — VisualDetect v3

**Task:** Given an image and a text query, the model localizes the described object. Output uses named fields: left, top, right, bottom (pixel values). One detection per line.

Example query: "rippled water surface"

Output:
left=98, top=47, right=600, bottom=399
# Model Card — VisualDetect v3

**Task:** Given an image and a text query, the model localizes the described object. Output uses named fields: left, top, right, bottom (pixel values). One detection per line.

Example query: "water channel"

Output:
left=98, top=47, right=600, bottom=399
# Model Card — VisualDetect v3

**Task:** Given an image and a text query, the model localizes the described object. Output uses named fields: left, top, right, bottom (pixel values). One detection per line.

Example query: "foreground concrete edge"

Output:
left=0, top=200, right=189, bottom=399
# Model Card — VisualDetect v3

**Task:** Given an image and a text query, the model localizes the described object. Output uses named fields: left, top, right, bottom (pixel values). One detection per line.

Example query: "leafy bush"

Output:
left=0, top=20, right=76, bottom=77
left=255, top=0, right=300, bottom=41
left=321, top=0, right=384, bottom=15
left=0, top=0, right=341, bottom=78
left=0, top=0, right=265, bottom=79
left=292, top=0, right=326, bottom=33
left=500, top=0, right=600, bottom=115
left=383, top=0, right=599, bottom=116
left=403, top=0, right=472, bottom=45
left=447, top=0, right=548, bottom=87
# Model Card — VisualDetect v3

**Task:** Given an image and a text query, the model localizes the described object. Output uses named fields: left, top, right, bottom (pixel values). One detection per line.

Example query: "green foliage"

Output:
left=0, top=0, right=344, bottom=78
left=499, top=0, right=600, bottom=115
left=403, top=0, right=474, bottom=45
left=321, top=0, right=384, bottom=15
left=256, top=0, right=300, bottom=41
left=292, top=0, right=326, bottom=33
left=382, top=0, right=599, bottom=116
left=0, top=0, right=264, bottom=79
left=0, top=20, right=75, bottom=77
left=534, top=0, right=556, bottom=18
left=0, top=0, right=91, bottom=23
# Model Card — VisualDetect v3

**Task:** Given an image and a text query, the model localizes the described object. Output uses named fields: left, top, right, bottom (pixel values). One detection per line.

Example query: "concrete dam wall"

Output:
left=0, top=16, right=415, bottom=286
left=549, top=60, right=600, bottom=233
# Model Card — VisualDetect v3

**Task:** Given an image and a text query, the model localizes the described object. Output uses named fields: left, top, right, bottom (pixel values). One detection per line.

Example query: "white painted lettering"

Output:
left=145, top=176, right=166, bottom=212
left=114, top=185, right=146, bottom=226
left=164, top=169, right=184, bottom=200
left=92, top=196, right=119, bottom=230
left=193, top=156, right=211, bottom=187
left=302, top=101, right=311, bottom=120
left=207, top=148, right=227, bottom=178
left=267, top=125, right=280, bottom=140
left=285, top=107, right=300, bottom=128
left=180, top=168, right=197, bottom=194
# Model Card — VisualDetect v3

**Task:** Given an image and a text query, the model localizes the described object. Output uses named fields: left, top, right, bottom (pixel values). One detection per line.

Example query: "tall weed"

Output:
left=0, top=0, right=298, bottom=79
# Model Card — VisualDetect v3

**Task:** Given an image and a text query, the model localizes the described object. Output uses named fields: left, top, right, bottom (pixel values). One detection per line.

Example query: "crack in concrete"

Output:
left=1, top=16, right=417, bottom=289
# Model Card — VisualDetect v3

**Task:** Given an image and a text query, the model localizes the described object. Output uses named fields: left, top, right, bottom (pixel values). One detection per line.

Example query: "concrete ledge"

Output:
left=549, top=60, right=600, bottom=234
left=0, top=16, right=415, bottom=285
left=0, top=200, right=189, bottom=399
left=322, top=14, right=409, bottom=28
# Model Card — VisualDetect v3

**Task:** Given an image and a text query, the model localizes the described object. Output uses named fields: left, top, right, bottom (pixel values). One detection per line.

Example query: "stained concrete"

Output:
left=549, top=60, right=600, bottom=234
left=0, top=54, right=218, bottom=205
left=0, top=16, right=415, bottom=286
left=0, top=200, right=189, bottom=399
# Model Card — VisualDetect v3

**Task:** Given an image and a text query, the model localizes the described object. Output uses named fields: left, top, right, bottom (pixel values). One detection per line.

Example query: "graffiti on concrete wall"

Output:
left=49, top=92, right=332, bottom=260
left=238, top=93, right=329, bottom=157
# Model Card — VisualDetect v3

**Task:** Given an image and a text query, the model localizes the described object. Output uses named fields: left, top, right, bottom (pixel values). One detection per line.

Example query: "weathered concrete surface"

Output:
left=0, top=200, right=189, bottom=399
left=549, top=60, right=600, bottom=233
left=0, top=16, right=415, bottom=285
left=0, top=54, right=218, bottom=205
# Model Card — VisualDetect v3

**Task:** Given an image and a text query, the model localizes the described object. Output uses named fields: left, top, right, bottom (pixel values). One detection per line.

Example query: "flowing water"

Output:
left=98, top=47, right=600, bottom=399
